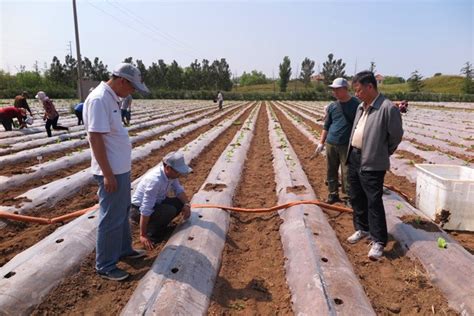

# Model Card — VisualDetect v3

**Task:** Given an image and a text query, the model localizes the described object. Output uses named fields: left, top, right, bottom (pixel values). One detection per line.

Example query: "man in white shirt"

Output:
left=83, top=63, right=150, bottom=281
left=131, top=151, right=192, bottom=250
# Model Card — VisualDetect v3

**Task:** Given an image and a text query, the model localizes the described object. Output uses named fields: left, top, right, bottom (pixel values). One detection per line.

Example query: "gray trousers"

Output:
left=326, top=143, right=350, bottom=197
left=131, top=197, right=183, bottom=238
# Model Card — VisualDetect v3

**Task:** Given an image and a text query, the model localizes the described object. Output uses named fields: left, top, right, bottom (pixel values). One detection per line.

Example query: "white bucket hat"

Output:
left=35, top=91, right=47, bottom=100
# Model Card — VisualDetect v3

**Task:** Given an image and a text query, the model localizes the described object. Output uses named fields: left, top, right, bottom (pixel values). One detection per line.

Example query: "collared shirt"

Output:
left=131, top=163, right=185, bottom=216
left=351, top=94, right=380, bottom=149
left=83, top=81, right=132, bottom=175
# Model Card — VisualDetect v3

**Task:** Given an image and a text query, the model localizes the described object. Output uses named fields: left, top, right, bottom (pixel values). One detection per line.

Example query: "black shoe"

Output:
left=121, top=249, right=146, bottom=260
left=97, top=268, right=129, bottom=281
left=326, top=194, right=341, bottom=204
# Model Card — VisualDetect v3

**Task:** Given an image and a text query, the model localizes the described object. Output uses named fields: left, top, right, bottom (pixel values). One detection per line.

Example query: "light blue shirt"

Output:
left=131, top=163, right=185, bottom=216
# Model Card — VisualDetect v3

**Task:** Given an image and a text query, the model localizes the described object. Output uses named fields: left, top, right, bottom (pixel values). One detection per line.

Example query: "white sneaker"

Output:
left=368, top=242, right=384, bottom=260
left=347, top=230, right=370, bottom=244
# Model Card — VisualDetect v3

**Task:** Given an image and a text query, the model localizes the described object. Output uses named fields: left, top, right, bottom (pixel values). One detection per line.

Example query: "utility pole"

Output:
left=72, top=0, right=84, bottom=101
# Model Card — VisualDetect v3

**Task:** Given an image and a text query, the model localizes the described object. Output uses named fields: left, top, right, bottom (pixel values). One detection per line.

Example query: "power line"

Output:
left=107, top=0, right=203, bottom=58
left=86, top=0, right=197, bottom=59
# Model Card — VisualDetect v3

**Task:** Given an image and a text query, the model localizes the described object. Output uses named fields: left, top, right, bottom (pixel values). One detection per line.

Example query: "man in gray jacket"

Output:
left=346, top=71, right=403, bottom=260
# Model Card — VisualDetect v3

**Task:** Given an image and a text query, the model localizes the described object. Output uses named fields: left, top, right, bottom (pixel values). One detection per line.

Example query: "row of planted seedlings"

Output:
left=0, top=99, right=212, bottom=140
left=277, top=98, right=471, bottom=230
left=0, top=102, right=249, bottom=266
left=292, top=101, right=473, bottom=164
left=0, top=100, right=215, bottom=160
left=266, top=103, right=374, bottom=314
left=275, top=101, right=422, bottom=189
left=120, top=103, right=262, bottom=315
left=0, top=102, right=257, bottom=314
left=35, top=103, right=262, bottom=314
left=207, top=102, right=293, bottom=315
left=270, top=101, right=473, bottom=315
left=0, top=102, right=239, bottom=194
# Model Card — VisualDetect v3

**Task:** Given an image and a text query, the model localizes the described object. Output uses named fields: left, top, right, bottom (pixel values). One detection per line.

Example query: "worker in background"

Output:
left=14, top=91, right=33, bottom=115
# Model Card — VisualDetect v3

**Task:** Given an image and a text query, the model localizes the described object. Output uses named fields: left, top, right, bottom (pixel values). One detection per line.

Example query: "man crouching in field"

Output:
left=83, top=63, right=149, bottom=281
left=130, top=151, right=192, bottom=251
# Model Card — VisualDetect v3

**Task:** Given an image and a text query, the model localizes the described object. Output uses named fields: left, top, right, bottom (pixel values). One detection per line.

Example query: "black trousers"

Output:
left=348, top=148, right=388, bottom=245
left=45, top=116, right=68, bottom=137
left=1, top=118, right=13, bottom=131
left=130, top=197, right=184, bottom=239
left=75, top=110, right=83, bottom=125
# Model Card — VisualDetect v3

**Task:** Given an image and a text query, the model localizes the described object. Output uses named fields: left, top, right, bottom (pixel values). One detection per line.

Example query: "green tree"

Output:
left=240, top=70, right=268, bottom=86
left=383, top=76, right=405, bottom=84
left=135, top=59, right=148, bottom=84
left=300, top=57, right=315, bottom=87
left=279, top=56, right=292, bottom=92
left=122, top=57, right=135, bottom=66
left=165, top=60, right=183, bottom=90
left=46, top=56, right=67, bottom=85
left=408, top=70, right=424, bottom=92
left=460, top=61, right=474, bottom=94
left=321, top=53, right=346, bottom=85
left=183, top=59, right=202, bottom=90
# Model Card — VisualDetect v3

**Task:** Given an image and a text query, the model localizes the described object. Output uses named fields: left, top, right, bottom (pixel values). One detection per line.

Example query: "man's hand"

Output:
left=310, top=143, right=324, bottom=159
left=104, top=174, right=117, bottom=193
left=182, top=203, right=191, bottom=220
left=140, top=235, right=154, bottom=250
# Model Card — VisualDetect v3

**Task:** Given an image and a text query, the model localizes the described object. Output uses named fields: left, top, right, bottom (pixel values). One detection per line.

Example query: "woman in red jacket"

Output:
left=0, top=106, right=27, bottom=131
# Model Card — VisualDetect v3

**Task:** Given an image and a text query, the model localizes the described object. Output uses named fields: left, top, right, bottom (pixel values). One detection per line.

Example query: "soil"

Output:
left=406, top=137, right=474, bottom=163
left=393, top=149, right=426, bottom=164
left=32, top=104, right=255, bottom=314
left=271, top=102, right=456, bottom=315
left=208, top=103, right=293, bottom=315
left=0, top=105, right=249, bottom=268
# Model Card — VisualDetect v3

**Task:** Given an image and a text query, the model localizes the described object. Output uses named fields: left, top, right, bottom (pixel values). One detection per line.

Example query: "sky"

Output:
left=1, top=0, right=473, bottom=79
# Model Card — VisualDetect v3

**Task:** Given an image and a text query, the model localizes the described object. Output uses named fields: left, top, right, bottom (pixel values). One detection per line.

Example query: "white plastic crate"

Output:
left=415, top=164, right=474, bottom=231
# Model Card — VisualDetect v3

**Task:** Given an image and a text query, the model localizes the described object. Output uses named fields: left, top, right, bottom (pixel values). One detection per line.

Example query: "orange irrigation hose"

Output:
left=49, top=205, right=98, bottom=224
left=0, top=211, right=51, bottom=225
left=192, top=199, right=353, bottom=213
left=0, top=200, right=351, bottom=225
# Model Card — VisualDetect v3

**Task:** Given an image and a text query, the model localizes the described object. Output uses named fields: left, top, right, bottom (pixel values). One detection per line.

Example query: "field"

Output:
left=0, top=99, right=473, bottom=315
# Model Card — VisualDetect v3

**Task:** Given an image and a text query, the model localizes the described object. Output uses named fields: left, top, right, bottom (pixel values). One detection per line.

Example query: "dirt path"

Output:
left=32, top=105, right=255, bottom=315
left=208, top=103, right=293, bottom=315
left=271, top=102, right=456, bottom=315
left=0, top=106, right=248, bottom=267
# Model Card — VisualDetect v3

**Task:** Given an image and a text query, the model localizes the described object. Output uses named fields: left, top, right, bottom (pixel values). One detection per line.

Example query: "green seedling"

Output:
left=437, top=237, right=447, bottom=249
left=415, top=216, right=421, bottom=225
left=396, top=203, right=403, bottom=210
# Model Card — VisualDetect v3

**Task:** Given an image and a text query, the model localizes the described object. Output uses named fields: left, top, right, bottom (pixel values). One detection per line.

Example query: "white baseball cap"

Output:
left=112, top=63, right=150, bottom=95
left=329, top=78, right=349, bottom=88
left=163, top=151, right=192, bottom=174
